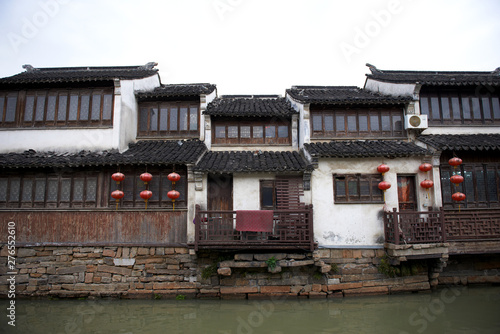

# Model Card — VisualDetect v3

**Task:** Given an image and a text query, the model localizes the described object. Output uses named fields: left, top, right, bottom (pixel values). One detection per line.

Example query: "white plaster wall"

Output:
left=0, top=128, right=114, bottom=153
left=233, top=173, right=274, bottom=210
left=312, top=156, right=433, bottom=247
left=421, top=127, right=500, bottom=135
left=210, top=146, right=296, bottom=152
left=364, top=78, right=416, bottom=97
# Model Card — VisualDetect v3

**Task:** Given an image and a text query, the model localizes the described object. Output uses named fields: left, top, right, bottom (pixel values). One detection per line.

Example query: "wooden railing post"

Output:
left=308, top=204, right=314, bottom=251
left=440, top=207, right=446, bottom=242
left=393, top=208, right=400, bottom=245
left=194, top=204, right=201, bottom=251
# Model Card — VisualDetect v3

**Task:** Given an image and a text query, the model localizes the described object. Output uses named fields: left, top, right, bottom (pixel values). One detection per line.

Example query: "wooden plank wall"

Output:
left=0, top=210, right=187, bottom=245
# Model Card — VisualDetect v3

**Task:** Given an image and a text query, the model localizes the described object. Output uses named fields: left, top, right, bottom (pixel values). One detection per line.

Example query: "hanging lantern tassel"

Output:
left=168, top=172, right=181, bottom=186
left=450, top=174, right=464, bottom=188
left=448, top=157, right=463, bottom=171
left=112, top=172, right=125, bottom=185
left=111, top=190, right=124, bottom=210
left=168, top=190, right=180, bottom=211
left=419, top=163, right=432, bottom=173
left=378, top=181, right=391, bottom=202
left=140, top=190, right=153, bottom=210
left=420, top=179, right=434, bottom=198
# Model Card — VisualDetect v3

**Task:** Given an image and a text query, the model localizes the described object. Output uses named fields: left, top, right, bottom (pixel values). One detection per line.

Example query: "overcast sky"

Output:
left=0, top=0, right=499, bottom=95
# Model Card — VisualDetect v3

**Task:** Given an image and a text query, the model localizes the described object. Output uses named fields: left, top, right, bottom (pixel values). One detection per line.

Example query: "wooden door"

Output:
left=397, top=175, right=417, bottom=211
left=208, top=174, right=233, bottom=211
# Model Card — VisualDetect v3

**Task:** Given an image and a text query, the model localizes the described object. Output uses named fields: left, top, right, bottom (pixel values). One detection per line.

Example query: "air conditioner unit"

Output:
left=404, top=114, right=428, bottom=129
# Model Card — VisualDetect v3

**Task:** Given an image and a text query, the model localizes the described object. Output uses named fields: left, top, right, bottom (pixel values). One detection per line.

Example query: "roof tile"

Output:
left=137, top=83, right=216, bottom=99
left=204, top=96, right=297, bottom=117
left=194, top=151, right=313, bottom=173
left=304, top=140, right=430, bottom=158
left=286, top=86, right=411, bottom=104
left=417, top=134, right=500, bottom=151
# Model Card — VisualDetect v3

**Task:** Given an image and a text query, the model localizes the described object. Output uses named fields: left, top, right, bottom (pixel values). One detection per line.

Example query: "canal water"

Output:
left=1, top=286, right=500, bottom=334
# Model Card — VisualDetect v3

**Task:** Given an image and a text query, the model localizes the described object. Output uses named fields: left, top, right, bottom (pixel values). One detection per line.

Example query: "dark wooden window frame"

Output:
left=0, top=91, right=19, bottom=127
left=333, top=174, right=384, bottom=204
left=260, top=179, right=276, bottom=210
left=0, top=171, right=101, bottom=209
left=440, top=163, right=500, bottom=209
left=213, top=119, right=291, bottom=145
left=311, top=107, right=405, bottom=139
left=138, top=101, right=199, bottom=138
left=0, top=88, right=114, bottom=128
left=420, top=87, right=500, bottom=125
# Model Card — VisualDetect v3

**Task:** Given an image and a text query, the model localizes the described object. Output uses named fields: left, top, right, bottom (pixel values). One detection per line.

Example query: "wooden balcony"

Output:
left=194, top=205, right=315, bottom=251
left=383, top=207, right=500, bottom=258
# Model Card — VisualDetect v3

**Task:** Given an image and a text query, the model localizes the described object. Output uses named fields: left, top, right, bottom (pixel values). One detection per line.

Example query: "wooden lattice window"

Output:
left=260, top=176, right=304, bottom=210
left=213, top=119, right=291, bottom=145
left=333, top=174, right=383, bottom=203
left=138, top=102, right=199, bottom=138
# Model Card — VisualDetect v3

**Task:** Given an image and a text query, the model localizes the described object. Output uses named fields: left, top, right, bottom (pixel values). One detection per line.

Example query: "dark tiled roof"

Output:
left=417, top=134, right=500, bottom=151
left=194, top=151, right=313, bottom=173
left=366, top=66, right=500, bottom=86
left=304, top=140, right=430, bottom=158
left=0, top=140, right=206, bottom=169
left=286, top=86, right=411, bottom=104
left=0, top=63, right=159, bottom=85
left=136, top=83, right=216, bottom=99
left=204, top=96, right=297, bottom=117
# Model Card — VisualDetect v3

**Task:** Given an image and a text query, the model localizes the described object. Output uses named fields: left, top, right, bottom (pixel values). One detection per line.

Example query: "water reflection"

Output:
left=1, top=286, right=499, bottom=334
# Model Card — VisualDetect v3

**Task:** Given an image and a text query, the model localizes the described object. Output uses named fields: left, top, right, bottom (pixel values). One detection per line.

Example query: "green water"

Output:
left=1, top=286, right=499, bottom=334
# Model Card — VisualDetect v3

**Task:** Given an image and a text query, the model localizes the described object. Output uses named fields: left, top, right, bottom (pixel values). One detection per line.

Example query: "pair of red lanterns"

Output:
left=110, top=171, right=181, bottom=210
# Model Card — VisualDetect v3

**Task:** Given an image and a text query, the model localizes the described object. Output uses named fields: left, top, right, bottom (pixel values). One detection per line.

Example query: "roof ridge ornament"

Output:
left=140, top=62, right=158, bottom=70
left=22, top=64, right=38, bottom=72
left=493, top=67, right=500, bottom=75
left=366, top=63, right=382, bottom=73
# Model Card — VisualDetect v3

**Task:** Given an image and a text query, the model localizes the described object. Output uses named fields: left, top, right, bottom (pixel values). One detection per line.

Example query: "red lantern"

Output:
left=112, top=172, right=125, bottom=184
left=450, top=175, right=464, bottom=185
left=111, top=190, right=124, bottom=210
left=378, top=181, right=391, bottom=191
left=448, top=157, right=463, bottom=167
left=452, top=192, right=466, bottom=202
left=140, top=172, right=153, bottom=184
left=167, top=190, right=180, bottom=211
left=111, top=190, right=124, bottom=200
left=168, top=172, right=181, bottom=184
left=140, top=190, right=153, bottom=209
left=377, top=164, right=390, bottom=174
left=420, top=179, right=434, bottom=189
left=419, top=163, right=432, bottom=172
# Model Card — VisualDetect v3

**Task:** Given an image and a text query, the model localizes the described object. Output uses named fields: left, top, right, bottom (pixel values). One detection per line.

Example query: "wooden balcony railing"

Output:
left=194, top=205, right=315, bottom=251
left=384, top=207, right=500, bottom=245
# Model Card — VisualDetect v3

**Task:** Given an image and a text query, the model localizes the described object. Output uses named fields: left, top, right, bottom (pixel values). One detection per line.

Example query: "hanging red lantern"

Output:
left=378, top=181, right=391, bottom=191
left=140, top=190, right=153, bottom=209
left=167, top=190, right=180, bottom=211
left=419, top=163, right=432, bottom=172
left=167, top=172, right=181, bottom=184
left=452, top=192, right=466, bottom=202
left=140, top=172, right=153, bottom=185
left=112, top=172, right=125, bottom=184
left=111, top=190, right=124, bottom=210
left=377, top=164, right=390, bottom=174
left=448, top=157, right=463, bottom=167
left=420, top=179, right=434, bottom=189
left=450, top=175, right=464, bottom=185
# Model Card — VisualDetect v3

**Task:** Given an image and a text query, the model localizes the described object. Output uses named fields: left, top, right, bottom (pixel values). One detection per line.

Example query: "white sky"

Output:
left=0, top=0, right=499, bottom=95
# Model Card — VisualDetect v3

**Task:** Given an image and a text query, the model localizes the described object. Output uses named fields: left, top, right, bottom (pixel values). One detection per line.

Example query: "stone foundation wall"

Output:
left=1, top=246, right=498, bottom=299
left=438, top=254, right=500, bottom=285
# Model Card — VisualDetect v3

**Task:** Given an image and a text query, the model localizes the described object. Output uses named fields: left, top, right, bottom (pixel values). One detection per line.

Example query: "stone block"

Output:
left=320, top=265, right=332, bottom=273
left=175, top=247, right=189, bottom=254
left=315, top=249, right=331, bottom=258
left=129, top=247, right=138, bottom=258
left=102, top=249, right=116, bottom=257
left=152, top=282, right=197, bottom=290
left=137, top=248, right=149, bottom=256
left=268, top=266, right=282, bottom=274
left=327, top=292, right=344, bottom=299
left=56, top=265, right=87, bottom=275
left=311, top=284, right=322, bottom=292
left=113, top=258, right=135, bottom=267
left=260, top=285, right=291, bottom=294
left=155, top=248, right=165, bottom=256
left=252, top=253, right=286, bottom=261
left=234, top=253, right=254, bottom=261
left=330, top=250, right=344, bottom=259
left=220, top=286, right=258, bottom=294
left=219, top=260, right=267, bottom=268
left=97, top=265, right=132, bottom=276
left=17, top=248, right=36, bottom=257
left=327, top=278, right=340, bottom=285
left=308, top=292, right=327, bottom=299
left=343, top=286, right=389, bottom=296
left=390, top=282, right=430, bottom=293
left=287, top=253, right=306, bottom=260
left=278, top=260, right=314, bottom=267
left=290, top=285, right=303, bottom=294
left=218, top=267, right=232, bottom=276
left=403, top=275, right=428, bottom=284
left=165, top=248, right=175, bottom=255
left=352, top=250, right=362, bottom=259
left=53, top=248, right=73, bottom=256
left=85, top=273, right=94, bottom=284
left=327, top=282, right=363, bottom=291
left=361, top=250, right=375, bottom=258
